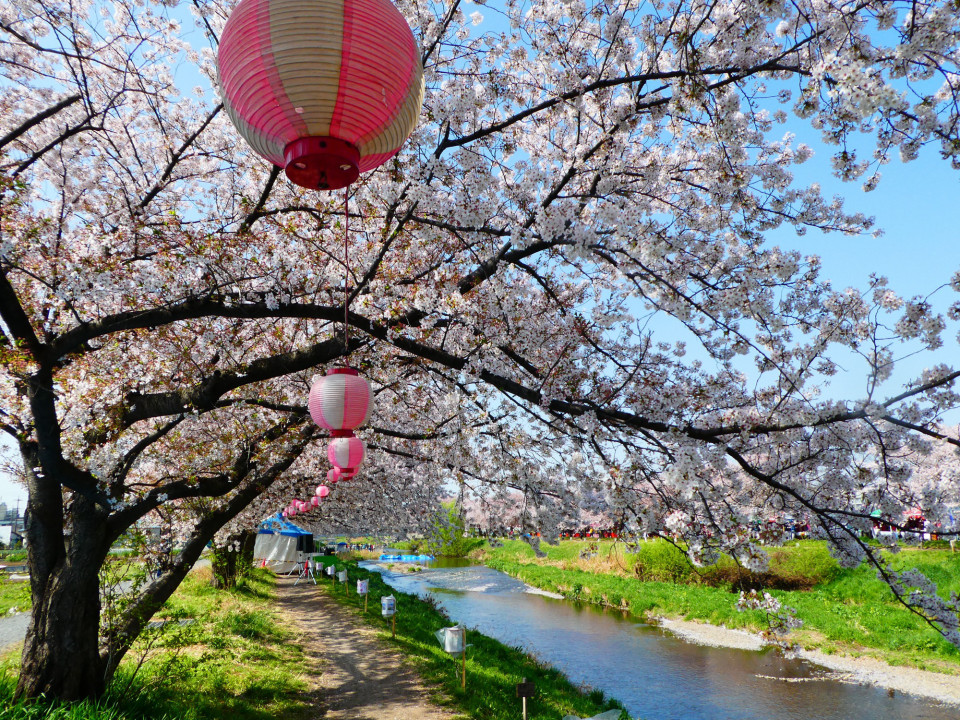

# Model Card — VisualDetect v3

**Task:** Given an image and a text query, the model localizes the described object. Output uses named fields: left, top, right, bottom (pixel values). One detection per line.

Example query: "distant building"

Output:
left=0, top=502, right=25, bottom=547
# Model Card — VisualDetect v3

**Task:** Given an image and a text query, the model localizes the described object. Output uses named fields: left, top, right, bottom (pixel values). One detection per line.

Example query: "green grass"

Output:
left=481, top=539, right=960, bottom=673
left=1, top=567, right=312, bottom=720
left=312, top=555, right=629, bottom=720
left=0, top=577, right=30, bottom=615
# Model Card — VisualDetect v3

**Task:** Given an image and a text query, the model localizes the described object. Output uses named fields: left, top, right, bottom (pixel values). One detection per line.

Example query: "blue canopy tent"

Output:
left=253, top=513, right=312, bottom=572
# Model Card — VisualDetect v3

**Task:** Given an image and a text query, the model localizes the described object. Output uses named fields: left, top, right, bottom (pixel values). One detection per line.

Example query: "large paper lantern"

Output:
left=217, top=0, right=424, bottom=190
left=309, top=368, right=372, bottom=432
left=328, top=434, right=365, bottom=472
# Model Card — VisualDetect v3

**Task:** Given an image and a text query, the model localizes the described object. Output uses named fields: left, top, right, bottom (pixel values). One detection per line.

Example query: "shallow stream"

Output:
left=364, top=561, right=957, bottom=720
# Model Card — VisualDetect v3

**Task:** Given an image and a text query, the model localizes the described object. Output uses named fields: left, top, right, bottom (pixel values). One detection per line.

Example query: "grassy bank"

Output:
left=1, top=567, right=312, bottom=720
left=479, top=539, right=960, bottom=673
left=312, top=554, right=628, bottom=720
left=0, top=577, right=30, bottom=616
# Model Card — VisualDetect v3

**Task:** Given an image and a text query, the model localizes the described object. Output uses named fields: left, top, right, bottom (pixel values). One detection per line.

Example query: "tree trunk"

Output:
left=16, top=559, right=106, bottom=699
left=16, top=493, right=109, bottom=700
left=210, top=541, right=238, bottom=589
left=210, top=530, right=256, bottom=589
left=239, top=530, right=256, bottom=570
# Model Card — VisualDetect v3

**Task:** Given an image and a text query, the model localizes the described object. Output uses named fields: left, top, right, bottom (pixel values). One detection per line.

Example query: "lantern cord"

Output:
left=344, top=186, right=349, bottom=356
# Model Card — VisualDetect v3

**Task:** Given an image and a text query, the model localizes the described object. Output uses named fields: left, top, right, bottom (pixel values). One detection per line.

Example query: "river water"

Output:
left=363, top=561, right=957, bottom=720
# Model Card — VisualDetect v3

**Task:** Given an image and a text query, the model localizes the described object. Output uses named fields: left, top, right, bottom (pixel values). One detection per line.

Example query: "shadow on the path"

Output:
left=274, top=576, right=454, bottom=720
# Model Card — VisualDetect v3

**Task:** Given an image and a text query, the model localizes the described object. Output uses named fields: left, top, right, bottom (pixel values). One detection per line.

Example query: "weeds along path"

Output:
left=273, top=576, right=457, bottom=720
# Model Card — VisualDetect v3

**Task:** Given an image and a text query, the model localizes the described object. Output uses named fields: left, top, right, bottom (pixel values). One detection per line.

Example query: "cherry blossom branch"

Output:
left=0, top=94, right=81, bottom=151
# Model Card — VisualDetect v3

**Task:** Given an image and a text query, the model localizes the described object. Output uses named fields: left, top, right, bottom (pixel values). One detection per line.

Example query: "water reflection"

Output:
left=364, top=562, right=957, bottom=720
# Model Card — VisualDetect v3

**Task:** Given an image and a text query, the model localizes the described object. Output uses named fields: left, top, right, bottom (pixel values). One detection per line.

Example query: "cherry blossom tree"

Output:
left=2, top=0, right=960, bottom=702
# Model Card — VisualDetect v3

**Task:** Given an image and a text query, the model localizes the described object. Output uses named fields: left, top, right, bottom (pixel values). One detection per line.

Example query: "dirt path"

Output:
left=273, top=576, right=458, bottom=720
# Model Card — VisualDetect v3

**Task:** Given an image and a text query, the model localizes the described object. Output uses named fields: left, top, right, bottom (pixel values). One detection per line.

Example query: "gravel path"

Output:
left=274, top=576, right=457, bottom=720
left=0, top=612, right=29, bottom=653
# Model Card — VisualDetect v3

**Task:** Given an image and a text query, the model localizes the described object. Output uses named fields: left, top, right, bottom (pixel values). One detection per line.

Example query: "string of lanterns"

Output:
left=217, top=0, right=423, bottom=514
left=282, top=484, right=332, bottom=520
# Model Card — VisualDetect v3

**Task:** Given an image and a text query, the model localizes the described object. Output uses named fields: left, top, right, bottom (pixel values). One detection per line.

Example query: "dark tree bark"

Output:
left=17, top=488, right=111, bottom=700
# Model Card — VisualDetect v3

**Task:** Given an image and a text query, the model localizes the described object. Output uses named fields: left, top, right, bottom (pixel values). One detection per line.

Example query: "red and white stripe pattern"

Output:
left=217, top=0, right=424, bottom=189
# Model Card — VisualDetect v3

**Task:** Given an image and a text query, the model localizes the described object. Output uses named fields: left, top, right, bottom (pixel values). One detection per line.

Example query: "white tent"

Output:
left=253, top=514, right=311, bottom=573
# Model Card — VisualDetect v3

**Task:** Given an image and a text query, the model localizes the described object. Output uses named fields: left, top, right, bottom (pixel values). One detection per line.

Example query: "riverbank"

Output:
left=657, top=617, right=960, bottom=706
left=478, top=539, right=960, bottom=706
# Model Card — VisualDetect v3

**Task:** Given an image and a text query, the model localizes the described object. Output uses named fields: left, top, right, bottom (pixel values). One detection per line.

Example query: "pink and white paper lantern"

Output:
left=309, top=368, right=372, bottom=433
left=316, top=485, right=330, bottom=499
left=216, top=0, right=424, bottom=191
left=328, top=434, right=365, bottom=472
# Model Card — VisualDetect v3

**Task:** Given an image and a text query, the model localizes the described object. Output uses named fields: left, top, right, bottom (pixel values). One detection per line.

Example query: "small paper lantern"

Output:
left=311, top=496, right=320, bottom=507
left=326, top=565, right=336, bottom=576
left=326, top=468, right=340, bottom=484
left=436, top=626, right=465, bottom=655
left=357, top=579, right=369, bottom=595
left=381, top=594, right=396, bottom=617
left=309, top=368, right=373, bottom=433
left=217, top=0, right=424, bottom=190
left=337, top=569, right=348, bottom=582
left=317, top=485, right=331, bottom=499
left=328, top=434, right=365, bottom=472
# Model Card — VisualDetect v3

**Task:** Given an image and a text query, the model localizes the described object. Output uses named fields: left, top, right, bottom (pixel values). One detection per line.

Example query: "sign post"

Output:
left=516, top=677, right=535, bottom=720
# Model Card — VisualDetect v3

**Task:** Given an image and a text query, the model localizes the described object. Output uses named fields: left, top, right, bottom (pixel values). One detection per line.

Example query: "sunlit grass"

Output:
left=0, top=567, right=312, bottom=720
left=0, top=576, right=30, bottom=615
